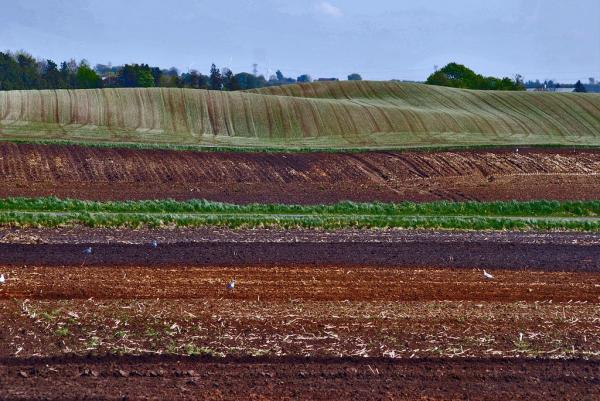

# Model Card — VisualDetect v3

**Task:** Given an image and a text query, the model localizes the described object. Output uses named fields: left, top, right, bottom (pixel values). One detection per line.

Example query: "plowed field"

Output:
left=0, top=229, right=599, bottom=399
left=0, top=142, right=599, bottom=202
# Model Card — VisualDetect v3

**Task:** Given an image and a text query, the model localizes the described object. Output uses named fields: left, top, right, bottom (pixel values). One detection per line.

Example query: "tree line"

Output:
left=426, top=63, right=525, bottom=91
left=0, top=51, right=366, bottom=91
left=4, top=51, right=580, bottom=93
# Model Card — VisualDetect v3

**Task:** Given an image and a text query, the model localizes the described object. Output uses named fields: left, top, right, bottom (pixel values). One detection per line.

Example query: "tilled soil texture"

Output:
left=1, top=357, right=599, bottom=401
left=4, top=265, right=600, bottom=302
left=2, top=270, right=600, bottom=359
left=0, top=242, right=595, bottom=272
left=1, top=143, right=599, bottom=203
left=1, top=230, right=599, bottom=400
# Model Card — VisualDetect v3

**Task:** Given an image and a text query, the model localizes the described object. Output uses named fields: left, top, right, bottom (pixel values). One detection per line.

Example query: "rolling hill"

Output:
left=0, top=81, right=599, bottom=150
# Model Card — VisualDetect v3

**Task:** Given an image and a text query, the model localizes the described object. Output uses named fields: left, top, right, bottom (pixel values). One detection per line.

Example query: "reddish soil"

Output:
left=2, top=356, right=599, bottom=401
left=3, top=265, right=600, bottom=302
left=1, top=229, right=599, bottom=399
left=0, top=142, right=599, bottom=203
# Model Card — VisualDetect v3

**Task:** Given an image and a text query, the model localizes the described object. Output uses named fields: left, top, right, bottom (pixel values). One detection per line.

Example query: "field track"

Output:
left=1, top=81, right=600, bottom=149
left=1, top=143, right=599, bottom=203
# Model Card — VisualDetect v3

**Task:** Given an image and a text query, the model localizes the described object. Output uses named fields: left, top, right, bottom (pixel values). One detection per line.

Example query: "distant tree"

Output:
left=136, top=69, right=155, bottom=87
left=425, top=70, right=450, bottom=87
left=117, top=65, right=137, bottom=87
left=209, top=64, right=222, bottom=90
left=159, top=75, right=177, bottom=87
left=574, top=80, right=587, bottom=93
left=66, top=59, right=78, bottom=73
left=234, top=72, right=267, bottom=90
left=116, top=64, right=154, bottom=87
left=76, top=62, right=102, bottom=89
left=0, top=52, right=23, bottom=90
left=59, top=61, right=74, bottom=88
left=297, top=74, right=312, bottom=83
left=223, top=69, right=240, bottom=91
left=150, top=67, right=162, bottom=87
left=268, top=70, right=295, bottom=86
left=347, top=73, right=362, bottom=81
left=182, top=70, right=209, bottom=89
left=42, top=59, right=65, bottom=89
left=1, top=48, right=343, bottom=91
left=426, top=62, right=523, bottom=91
left=16, top=52, right=41, bottom=89
left=189, top=70, right=200, bottom=88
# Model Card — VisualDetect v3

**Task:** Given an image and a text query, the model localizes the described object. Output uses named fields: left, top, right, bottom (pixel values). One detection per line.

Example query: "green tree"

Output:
left=223, top=69, right=240, bottom=90
left=0, top=52, right=24, bottom=90
left=209, top=64, right=222, bottom=90
left=42, top=59, right=65, bottom=89
left=16, top=52, right=41, bottom=89
left=136, top=69, right=155, bottom=87
left=76, top=62, right=102, bottom=89
left=347, top=73, right=362, bottom=81
left=426, top=62, right=523, bottom=91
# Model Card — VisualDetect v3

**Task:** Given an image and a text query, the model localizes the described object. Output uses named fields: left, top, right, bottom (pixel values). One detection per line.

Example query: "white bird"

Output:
left=83, top=247, right=93, bottom=255
left=483, top=270, right=494, bottom=280
left=0, top=274, right=5, bottom=284
left=226, top=279, right=236, bottom=290
left=150, top=240, right=158, bottom=248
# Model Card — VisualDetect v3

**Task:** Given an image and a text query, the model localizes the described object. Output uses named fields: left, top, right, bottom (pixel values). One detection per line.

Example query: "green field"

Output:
left=0, top=198, right=598, bottom=231
left=1, top=81, right=599, bottom=150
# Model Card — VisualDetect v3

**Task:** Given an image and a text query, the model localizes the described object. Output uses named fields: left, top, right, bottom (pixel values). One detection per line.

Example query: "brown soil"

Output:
left=0, top=143, right=599, bottom=203
left=1, top=229, right=599, bottom=400
left=1, top=356, right=599, bottom=401
left=3, top=265, right=600, bottom=302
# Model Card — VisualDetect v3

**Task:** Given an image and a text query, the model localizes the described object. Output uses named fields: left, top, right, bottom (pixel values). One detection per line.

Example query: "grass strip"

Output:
left=0, top=198, right=598, bottom=231
left=0, top=137, right=598, bottom=154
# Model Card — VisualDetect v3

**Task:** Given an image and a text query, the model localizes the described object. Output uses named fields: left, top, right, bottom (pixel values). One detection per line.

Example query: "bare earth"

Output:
left=1, top=141, right=599, bottom=399
left=0, top=229, right=599, bottom=400
left=0, top=143, right=599, bottom=203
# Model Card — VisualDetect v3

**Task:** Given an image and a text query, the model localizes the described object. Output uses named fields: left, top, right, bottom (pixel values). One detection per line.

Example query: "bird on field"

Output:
left=0, top=274, right=5, bottom=284
left=483, top=270, right=494, bottom=280
left=150, top=240, right=158, bottom=248
left=83, top=247, right=93, bottom=255
left=226, top=278, right=236, bottom=290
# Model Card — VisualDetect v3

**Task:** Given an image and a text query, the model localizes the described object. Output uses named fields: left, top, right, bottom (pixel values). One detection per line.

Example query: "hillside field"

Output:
left=1, top=81, right=600, bottom=150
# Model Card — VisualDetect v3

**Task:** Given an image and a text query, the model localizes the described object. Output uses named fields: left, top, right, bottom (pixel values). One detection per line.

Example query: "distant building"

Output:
left=317, top=78, right=339, bottom=82
left=526, top=86, right=575, bottom=93
left=554, top=87, right=576, bottom=93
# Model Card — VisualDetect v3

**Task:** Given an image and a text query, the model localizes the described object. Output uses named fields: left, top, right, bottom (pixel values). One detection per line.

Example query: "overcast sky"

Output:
left=1, top=0, right=599, bottom=82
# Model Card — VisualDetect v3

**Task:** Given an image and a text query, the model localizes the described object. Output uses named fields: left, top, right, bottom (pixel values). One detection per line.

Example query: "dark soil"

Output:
left=1, top=356, right=599, bottom=401
left=0, top=238, right=597, bottom=271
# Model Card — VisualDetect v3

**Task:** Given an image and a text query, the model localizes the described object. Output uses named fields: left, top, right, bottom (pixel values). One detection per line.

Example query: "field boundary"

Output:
left=0, top=198, right=598, bottom=230
left=0, top=137, right=598, bottom=154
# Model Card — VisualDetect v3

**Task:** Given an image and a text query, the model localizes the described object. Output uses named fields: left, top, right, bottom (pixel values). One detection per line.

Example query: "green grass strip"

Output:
left=0, top=197, right=598, bottom=231
left=1, top=137, right=598, bottom=154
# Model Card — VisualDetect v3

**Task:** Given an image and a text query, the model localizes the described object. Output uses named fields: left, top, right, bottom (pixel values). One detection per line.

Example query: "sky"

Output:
left=1, top=0, right=599, bottom=82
